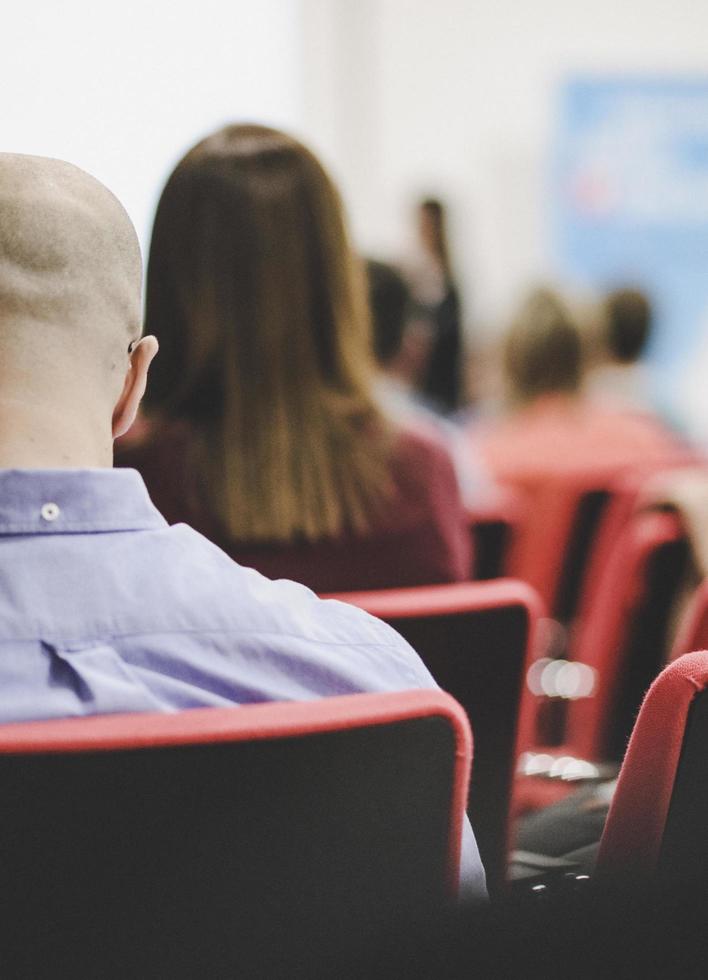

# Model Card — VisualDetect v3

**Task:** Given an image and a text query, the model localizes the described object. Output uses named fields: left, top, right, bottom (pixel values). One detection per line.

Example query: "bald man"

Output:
left=0, top=155, right=486, bottom=899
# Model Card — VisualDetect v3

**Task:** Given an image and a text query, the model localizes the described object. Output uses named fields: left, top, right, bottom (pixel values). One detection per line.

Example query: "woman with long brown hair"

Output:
left=119, top=124, right=469, bottom=591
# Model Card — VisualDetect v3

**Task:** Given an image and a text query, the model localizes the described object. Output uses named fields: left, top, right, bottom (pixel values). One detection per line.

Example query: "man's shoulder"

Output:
left=155, top=522, right=411, bottom=650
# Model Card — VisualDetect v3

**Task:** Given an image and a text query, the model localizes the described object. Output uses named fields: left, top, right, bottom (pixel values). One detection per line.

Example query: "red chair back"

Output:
left=466, top=488, right=523, bottom=580
left=507, top=456, right=696, bottom=622
left=325, top=579, right=542, bottom=893
left=597, top=651, right=708, bottom=889
left=0, top=691, right=470, bottom=974
left=565, top=510, right=688, bottom=761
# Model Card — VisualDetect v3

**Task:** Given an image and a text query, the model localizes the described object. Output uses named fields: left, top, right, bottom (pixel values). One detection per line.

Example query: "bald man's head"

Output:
left=0, top=154, right=142, bottom=376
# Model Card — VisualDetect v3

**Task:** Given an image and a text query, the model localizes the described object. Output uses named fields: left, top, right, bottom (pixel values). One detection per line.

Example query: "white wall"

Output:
left=5, top=0, right=708, bottom=343
left=300, top=0, right=708, bottom=338
left=0, top=0, right=301, bottom=253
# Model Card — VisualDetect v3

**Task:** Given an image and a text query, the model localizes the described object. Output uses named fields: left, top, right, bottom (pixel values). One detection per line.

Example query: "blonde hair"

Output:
left=144, top=124, right=390, bottom=543
left=503, top=288, right=583, bottom=407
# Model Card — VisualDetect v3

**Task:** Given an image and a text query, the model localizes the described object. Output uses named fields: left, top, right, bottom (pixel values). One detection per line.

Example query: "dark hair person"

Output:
left=120, top=124, right=470, bottom=591
left=586, top=287, right=662, bottom=417
left=366, top=259, right=411, bottom=367
left=604, top=287, right=652, bottom=364
left=405, top=197, right=463, bottom=414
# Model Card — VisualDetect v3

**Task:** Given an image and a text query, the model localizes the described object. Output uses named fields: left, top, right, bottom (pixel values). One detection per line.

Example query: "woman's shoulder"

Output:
left=389, top=418, right=457, bottom=472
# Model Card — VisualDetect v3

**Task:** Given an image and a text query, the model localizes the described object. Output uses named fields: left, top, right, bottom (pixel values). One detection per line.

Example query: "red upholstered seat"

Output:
left=324, top=579, right=542, bottom=893
left=514, top=494, right=689, bottom=816
left=597, top=651, right=708, bottom=888
left=503, top=456, right=695, bottom=624
left=466, top=486, right=523, bottom=580
left=0, top=691, right=470, bottom=974
left=563, top=509, right=687, bottom=761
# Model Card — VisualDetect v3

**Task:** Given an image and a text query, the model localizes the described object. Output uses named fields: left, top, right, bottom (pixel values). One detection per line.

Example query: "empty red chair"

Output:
left=0, top=691, right=470, bottom=975
left=514, top=508, right=688, bottom=816
left=563, top=510, right=687, bottom=761
left=505, top=465, right=619, bottom=622
left=597, top=651, right=708, bottom=890
left=506, top=455, right=695, bottom=624
left=325, top=579, right=542, bottom=893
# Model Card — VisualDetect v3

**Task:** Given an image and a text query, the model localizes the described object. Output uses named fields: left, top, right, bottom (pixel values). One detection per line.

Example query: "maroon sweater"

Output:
left=116, top=421, right=471, bottom=593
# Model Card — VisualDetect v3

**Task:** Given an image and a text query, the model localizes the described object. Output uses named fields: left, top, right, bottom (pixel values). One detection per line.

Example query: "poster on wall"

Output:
left=552, top=76, right=708, bottom=437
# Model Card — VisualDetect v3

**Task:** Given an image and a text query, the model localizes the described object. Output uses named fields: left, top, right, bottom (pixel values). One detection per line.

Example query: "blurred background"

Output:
left=4, top=0, right=708, bottom=433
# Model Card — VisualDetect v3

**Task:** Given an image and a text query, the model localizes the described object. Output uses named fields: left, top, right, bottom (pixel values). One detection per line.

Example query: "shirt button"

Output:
left=40, top=502, right=61, bottom=522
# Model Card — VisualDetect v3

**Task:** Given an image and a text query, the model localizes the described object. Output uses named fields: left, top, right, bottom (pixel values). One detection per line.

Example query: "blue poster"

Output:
left=552, top=77, right=708, bottom=419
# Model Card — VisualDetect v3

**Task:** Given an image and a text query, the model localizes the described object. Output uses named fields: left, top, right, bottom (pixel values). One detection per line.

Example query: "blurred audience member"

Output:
left=472, top=288, right=683, bottom=480
left=586, top=287, right=653, bottom=414
left=367, top=258, right=494, bottom=507
left=118, top=126, right=471, bottom=592
left=403, top=198, right=463, bottom=415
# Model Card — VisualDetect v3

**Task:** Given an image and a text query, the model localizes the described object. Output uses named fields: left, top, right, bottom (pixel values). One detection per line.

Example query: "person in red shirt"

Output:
left=118, top=125, right=470, bottom=592
left=472, top=288, right=684, bottom=481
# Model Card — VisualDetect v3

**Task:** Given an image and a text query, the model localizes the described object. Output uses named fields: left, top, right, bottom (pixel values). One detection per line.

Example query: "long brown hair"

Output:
left=144, top=124, right=390, bottom=543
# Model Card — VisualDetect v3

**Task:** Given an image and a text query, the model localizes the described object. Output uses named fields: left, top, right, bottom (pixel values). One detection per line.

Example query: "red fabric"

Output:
left=475, top=395, right=684, bottom=483
left=0, top=688, right=472, bottom=897
left=513, top=513, right=685, bottom=814
left=323, top=577, right=542, bottom=622
left=470, top=397, right=686, bottom=611
left=596, top=651, right=708, bottom=883
left=565, top=511, right=684, bottom=760
left=117, top=420, right=471, bottom=593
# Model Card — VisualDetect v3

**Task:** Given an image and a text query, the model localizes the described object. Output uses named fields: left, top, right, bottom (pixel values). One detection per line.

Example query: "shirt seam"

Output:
left=0, top=522, right=166, bottom=534
left=0, top=627, right=413, bottom=651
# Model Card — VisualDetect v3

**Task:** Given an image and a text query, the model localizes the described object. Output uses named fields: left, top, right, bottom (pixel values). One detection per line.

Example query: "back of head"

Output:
left=418, top=197, right=450, bottom=278
left=603, top=288, right=652, bottom=364
left=145, top=124, right=387, bottom=543
left=0, top=154, right=142, bottom=408
left=503, top=288, right=583, bottom=407
left=366, top=260, right=410, bottom=366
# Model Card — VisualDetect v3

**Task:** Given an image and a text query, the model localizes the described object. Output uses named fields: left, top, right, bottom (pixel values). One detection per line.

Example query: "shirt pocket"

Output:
left=44, top=641, right=168, bottom=715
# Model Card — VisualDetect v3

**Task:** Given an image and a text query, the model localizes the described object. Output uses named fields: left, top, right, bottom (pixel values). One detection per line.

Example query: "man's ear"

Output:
left=112, top=336, right=159, bottom=439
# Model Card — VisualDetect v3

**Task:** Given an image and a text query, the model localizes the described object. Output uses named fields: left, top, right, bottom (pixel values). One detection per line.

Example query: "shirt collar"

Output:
left=0, top=469, right=167, bottom=535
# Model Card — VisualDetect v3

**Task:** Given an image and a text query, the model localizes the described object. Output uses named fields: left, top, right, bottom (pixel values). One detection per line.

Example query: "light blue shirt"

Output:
left=0, top=468, right=485, bottom=899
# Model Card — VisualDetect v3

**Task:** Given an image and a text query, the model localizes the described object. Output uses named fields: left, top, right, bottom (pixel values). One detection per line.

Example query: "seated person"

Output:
left=367, top=258, right=494, bottom=508
left=586, top=287, right=654, bottom=414
left=471, top=288, right=684, bottom=481
left=118, top=126, right=470, bottom=593
left=0, top=152, right=485, bottom=899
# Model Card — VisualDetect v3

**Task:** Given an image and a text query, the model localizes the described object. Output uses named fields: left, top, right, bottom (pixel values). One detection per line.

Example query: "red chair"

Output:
left=564, top=510, right=687, bottom=761
left=466, top=487, right=523, bottom=580
left=597, top=651, right=708, bottom=890
left=505, top=465, right=628, bottom=621
left=514, top=509, right=688, bottom=816
left=325, top=579, right=543, bottom=893
left=506, top=456, right=695, bottom=624
left=0, top=691, right=470, bottom=975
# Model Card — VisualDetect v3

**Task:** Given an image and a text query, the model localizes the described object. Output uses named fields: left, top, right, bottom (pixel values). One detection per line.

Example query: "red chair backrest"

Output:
left=506, top=456, right=696, bottom=622
left=466, top=487, right=523, bottom=580
left=564, top=510, right=688, bottom=761
left=325, top=579, right=542, bottom=894
left=0, top=691, right=470, bottom=974
left=597, top=651, right=708, bottom=890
